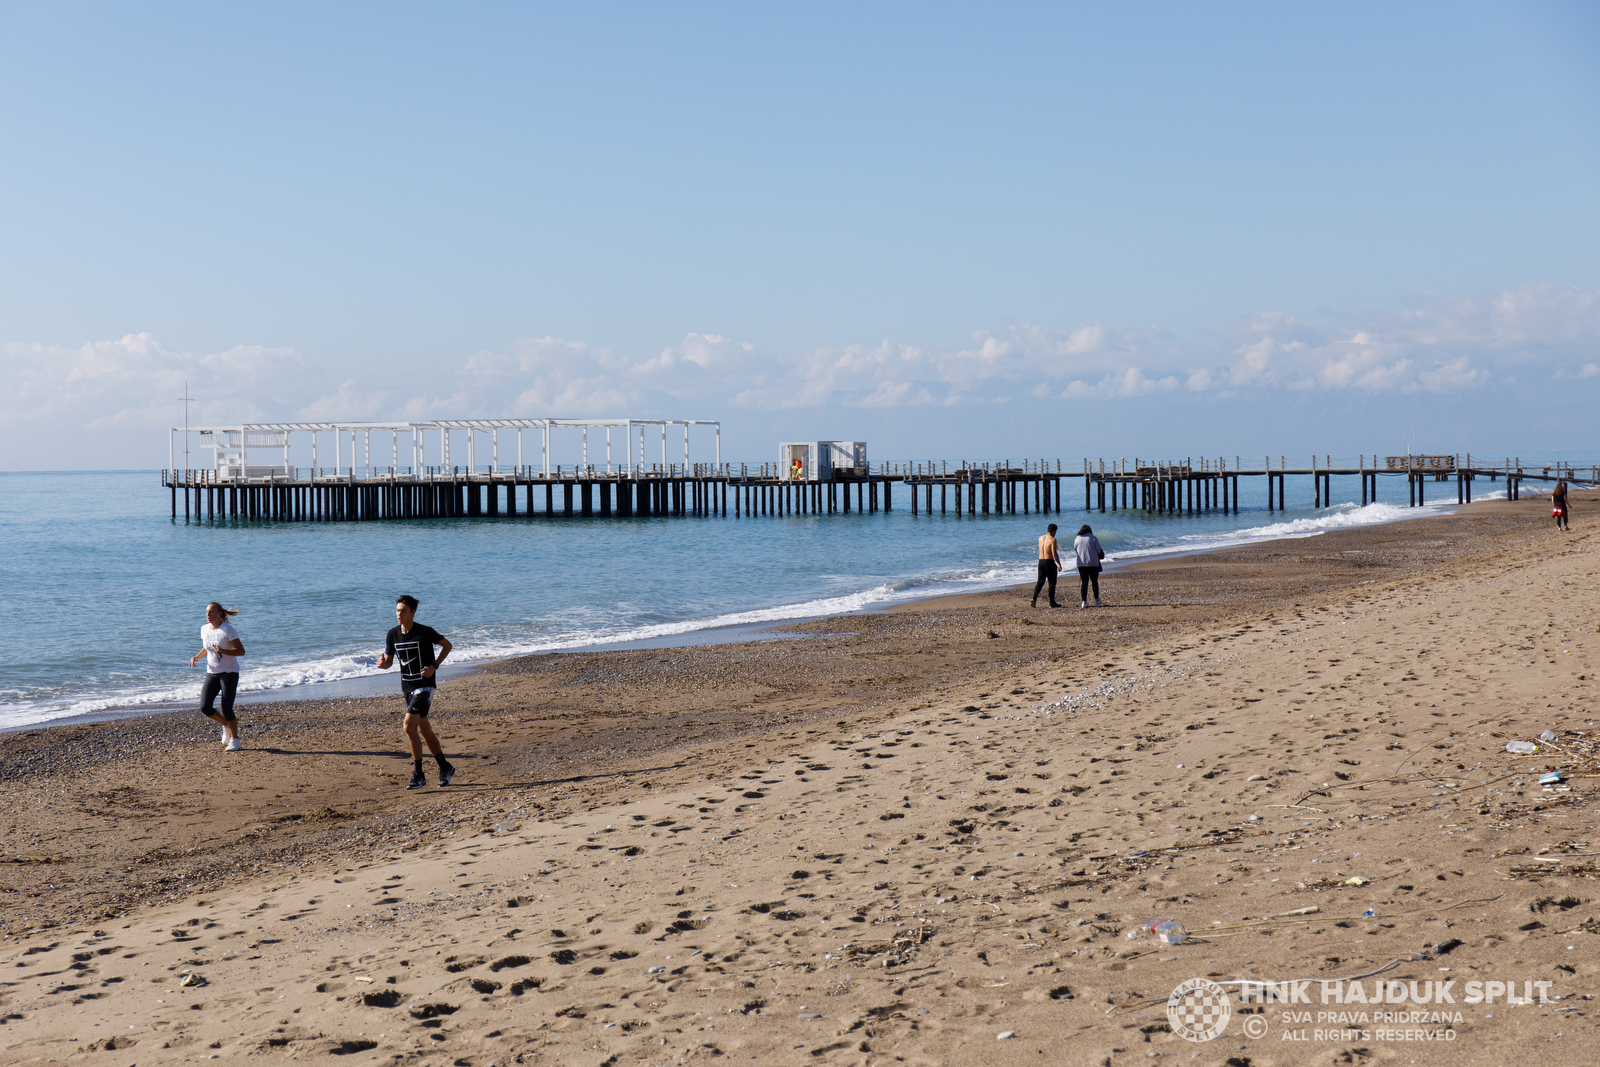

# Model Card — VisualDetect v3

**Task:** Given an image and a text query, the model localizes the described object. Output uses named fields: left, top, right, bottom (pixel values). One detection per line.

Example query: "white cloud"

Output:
left=1, top=333, right=304, bottom=431
left=298, top=380, right=397, bottom=421
left=1200, top=283, right=1600, bottom=398
left=1054, top=367, right=1180, bottom=399
left=1410, top=357, right=1488, bottom=393
left=458, top=337, right=638, bottom=415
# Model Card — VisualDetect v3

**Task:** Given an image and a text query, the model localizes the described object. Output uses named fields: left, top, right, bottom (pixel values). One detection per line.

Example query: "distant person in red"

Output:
left=1552, top=480, right=1571, bottom=531
left=377, top=594, right=456, bottom=790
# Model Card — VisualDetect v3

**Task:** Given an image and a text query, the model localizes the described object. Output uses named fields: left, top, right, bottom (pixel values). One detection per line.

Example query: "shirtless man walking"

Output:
left=377, top=594, right=457, bottom=790
left=1032, top=523, right=1063, bottom=608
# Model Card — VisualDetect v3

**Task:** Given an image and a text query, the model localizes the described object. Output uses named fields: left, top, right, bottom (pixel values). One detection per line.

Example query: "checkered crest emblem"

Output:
left=1166, top=977, right=1231, bottom=1042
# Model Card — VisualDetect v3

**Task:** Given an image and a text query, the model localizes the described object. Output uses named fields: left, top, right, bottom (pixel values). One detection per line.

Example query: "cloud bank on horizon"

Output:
left=5, top=285, right=1595, bottom=455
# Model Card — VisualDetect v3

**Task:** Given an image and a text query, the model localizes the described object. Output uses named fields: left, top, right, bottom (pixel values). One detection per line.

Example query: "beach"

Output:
left=1, top=490, right=1594, bottom=1065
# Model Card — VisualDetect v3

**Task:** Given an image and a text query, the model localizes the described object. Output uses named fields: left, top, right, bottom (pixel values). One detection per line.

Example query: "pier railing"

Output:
left=167, top=462, right=743, bottom=484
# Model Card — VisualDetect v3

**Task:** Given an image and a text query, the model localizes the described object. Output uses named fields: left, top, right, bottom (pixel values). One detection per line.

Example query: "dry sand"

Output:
left=1, top=491, right=1596, bottom=1066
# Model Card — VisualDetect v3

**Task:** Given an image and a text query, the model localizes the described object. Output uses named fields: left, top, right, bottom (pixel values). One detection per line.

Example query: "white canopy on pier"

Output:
left=169, top=418, right=722, bottom=477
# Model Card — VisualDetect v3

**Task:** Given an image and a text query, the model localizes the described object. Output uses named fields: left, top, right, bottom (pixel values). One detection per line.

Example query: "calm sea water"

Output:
left=4, top=456, right=1583, bottom=731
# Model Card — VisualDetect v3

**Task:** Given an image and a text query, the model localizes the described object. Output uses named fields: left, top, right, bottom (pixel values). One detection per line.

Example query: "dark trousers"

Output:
left=1032, top=560, right=1058, bottom=604
left=1079, top=566, right=1101, bottom=601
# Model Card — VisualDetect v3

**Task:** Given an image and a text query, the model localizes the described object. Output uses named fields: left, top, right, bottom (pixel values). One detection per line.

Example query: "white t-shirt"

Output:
left=202, top=622, right=241, bottom=673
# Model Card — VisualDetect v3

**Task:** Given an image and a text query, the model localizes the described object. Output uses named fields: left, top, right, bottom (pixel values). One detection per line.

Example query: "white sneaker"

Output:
left=1080, top=601, right=1088, bottom=609
left=221, top=725, right=230, bottom=745
left=225, top=737, right=242, bottom=752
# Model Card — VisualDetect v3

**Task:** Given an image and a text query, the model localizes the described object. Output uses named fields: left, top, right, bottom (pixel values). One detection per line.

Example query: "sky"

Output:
left=2, top=1, right=1598, bottom=469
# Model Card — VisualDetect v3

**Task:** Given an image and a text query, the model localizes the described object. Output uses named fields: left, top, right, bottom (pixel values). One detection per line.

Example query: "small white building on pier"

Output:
left=778, top=441, right=867, bottom=481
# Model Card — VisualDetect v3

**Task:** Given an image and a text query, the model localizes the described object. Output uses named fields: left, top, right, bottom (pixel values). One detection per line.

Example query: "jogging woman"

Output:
left=190, top=602, right=245, bottom=751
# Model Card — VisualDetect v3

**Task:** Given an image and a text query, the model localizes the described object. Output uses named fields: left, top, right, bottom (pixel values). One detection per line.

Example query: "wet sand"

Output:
left=1, top=491, right=1595, bottom=1065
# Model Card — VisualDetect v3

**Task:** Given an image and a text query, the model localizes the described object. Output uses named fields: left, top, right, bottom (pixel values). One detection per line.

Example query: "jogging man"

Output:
left=1032, top=523, right=1063, bottom=608
left=377, top=594, right=456, bottom=789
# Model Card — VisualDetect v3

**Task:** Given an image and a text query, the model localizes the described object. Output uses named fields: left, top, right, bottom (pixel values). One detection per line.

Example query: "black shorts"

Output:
left=401, top=681, right=434, bottom=717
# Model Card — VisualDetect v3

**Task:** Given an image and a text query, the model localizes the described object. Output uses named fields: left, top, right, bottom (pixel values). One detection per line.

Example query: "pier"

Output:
left=1072, top=454, right=1588, bottom=513
left=163, top=419, right=731, bottom=522
left=161, top=425, right=1593, bottom=523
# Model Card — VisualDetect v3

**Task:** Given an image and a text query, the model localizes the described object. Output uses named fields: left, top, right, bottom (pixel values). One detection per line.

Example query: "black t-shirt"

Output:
left=386, top=623, right=446, bottom=685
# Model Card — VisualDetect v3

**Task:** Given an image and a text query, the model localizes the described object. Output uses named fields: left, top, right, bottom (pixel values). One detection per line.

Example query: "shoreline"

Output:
left=4, top=496, right=1473, bottom=735
left=0, top=619, right=843, bottom=736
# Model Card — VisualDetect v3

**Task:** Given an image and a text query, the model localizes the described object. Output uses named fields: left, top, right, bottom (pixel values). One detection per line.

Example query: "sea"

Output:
left=2, top=455, right=1586, bottom=733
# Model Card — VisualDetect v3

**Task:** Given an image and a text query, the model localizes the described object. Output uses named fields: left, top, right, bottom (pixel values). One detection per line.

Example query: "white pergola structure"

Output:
left=169, top=418, right=723, bottom=478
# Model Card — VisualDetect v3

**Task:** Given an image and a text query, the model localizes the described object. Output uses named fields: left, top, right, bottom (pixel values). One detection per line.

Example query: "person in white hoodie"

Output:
left=1073, top=524, right=1106, bottom=608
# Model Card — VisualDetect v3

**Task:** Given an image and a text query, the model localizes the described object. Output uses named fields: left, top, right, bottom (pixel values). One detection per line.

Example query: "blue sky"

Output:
left=3, top=2, right=1598, bottom=468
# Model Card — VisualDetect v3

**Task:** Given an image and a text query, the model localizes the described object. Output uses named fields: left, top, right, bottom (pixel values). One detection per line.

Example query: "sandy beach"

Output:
left=2, top=490, right=1595, bottom=1066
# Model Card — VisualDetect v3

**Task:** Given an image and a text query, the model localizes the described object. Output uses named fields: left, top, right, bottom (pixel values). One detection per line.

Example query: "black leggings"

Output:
left=200, top=672, right=238, bottom=721
left=1079, top=566, right=1101, bottom=601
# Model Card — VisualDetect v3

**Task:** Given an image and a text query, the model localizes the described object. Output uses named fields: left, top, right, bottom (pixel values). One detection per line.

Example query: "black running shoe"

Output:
left=407, top=771, right=427, bottom=790
left=438, top=762, right=455, bottom=787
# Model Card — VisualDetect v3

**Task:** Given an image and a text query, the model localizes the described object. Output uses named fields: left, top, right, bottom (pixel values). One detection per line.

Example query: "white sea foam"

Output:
left=1104, top=499, right=1460, bottom=564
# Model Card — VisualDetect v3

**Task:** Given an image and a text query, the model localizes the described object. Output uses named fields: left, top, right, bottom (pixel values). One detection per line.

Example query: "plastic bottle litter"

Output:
left=1540, top=771, right=1564, bottom=785
left=1126, top=920, right=1190, bottom=944
left=1506, top=740, right=1539, bottom=754
left=1539, top=730, right=1559, bottom=742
